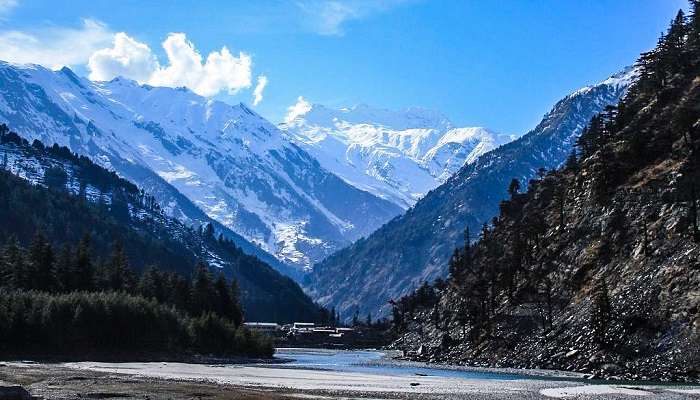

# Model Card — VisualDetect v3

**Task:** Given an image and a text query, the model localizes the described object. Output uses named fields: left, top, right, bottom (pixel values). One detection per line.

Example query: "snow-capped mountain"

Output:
left=0, top=61, right=401, bottom=272
left=282, top=104, right=514, bottom=208
left=0, top=127, right=323, bottom=322
left=306, top=67, right=638, bottom=321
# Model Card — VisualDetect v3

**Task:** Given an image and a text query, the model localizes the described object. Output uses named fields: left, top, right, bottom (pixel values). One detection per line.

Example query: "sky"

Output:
left=0, top=0, right=688, bottom=134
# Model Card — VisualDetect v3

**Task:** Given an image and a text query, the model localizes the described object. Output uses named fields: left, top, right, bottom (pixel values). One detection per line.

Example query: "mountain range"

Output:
left=0, top=62, right=402, bottom=273
left=305, top=67, right=637, bottom=321
left=0, top=127, right=321, bottom=322
left=282, top=104, right=514, bottom=209
left=0, top=59, right=640, bottom=324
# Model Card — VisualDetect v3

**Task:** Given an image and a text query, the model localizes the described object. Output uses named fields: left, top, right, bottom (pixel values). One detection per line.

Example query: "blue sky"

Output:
left=0, top=0, right=688, bottom=133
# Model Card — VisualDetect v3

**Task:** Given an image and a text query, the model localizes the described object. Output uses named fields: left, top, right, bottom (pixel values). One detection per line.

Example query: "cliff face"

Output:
left=391, top=23, right=700, bottom=381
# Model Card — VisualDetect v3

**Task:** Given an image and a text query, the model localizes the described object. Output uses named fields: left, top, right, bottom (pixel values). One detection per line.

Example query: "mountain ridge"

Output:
left=0, top=61, right=402, bottom=272
left=0, top=125, right=322, bottom=322
left=282, top=103, right=515, bottom=208
left=306, top=67, right=637, bottom=321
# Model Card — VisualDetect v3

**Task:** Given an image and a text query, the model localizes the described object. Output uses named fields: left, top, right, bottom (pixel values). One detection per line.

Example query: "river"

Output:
left=55, top=348, right=699, bottom=398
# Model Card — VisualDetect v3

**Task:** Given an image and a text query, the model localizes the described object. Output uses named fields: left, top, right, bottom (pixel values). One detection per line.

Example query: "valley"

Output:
left=3, top=349, right=700, bottom=399
left=0, top=1, right=698, bottom=398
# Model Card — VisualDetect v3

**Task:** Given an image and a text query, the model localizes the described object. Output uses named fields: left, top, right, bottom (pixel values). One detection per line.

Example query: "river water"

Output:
left=57, top=349, right=700, bottom=397
left=274, top=347, right=525, bottom=380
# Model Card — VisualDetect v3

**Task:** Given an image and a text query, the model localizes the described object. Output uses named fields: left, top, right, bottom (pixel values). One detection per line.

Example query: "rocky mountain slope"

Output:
left=0, top=62, right=401, bottom=272
left=390, top=12, right=700, bottom=381
left=282, top=103, right=514, bottom=208
left=0, top=126, right=323, bottom=322
left=306, top=67, right=636, bottom=321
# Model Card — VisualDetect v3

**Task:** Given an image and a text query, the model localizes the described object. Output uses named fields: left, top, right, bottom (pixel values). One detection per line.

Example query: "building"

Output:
left=292, top=322, right=315, bottom=332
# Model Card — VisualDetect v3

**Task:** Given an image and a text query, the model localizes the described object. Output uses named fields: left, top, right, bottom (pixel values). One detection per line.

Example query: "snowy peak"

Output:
left=0, top=61, right=401, bottom=272
left=288, top=103, right=453, bottom=132
left=282, top=103, right=513, bottom=208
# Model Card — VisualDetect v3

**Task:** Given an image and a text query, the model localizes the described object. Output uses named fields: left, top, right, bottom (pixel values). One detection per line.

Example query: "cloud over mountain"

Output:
left=89, top=32, right=254, bottom=98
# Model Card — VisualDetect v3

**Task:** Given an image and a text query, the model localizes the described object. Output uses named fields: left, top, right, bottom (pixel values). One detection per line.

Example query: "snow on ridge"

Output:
left=283, top=104, right=514, bottom=209
left=0, top=62, right=401, bottom=271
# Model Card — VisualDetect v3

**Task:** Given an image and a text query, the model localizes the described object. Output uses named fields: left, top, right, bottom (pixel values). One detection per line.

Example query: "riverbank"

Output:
left=2, top=349, right=700, bottom=399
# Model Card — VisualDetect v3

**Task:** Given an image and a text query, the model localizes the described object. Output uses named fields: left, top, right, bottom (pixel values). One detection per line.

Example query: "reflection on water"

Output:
left=272, top=348, right=525, bottom=381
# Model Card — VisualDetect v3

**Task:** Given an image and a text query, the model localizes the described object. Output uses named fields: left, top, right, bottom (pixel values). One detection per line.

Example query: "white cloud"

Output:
left=252, top=75, right=268, bottom=106
left=296, top=0, right=411, bottom=35
left=285, top=96, right=312, bottom=123
left=88, top=32, right=158, bottom=82
left=149, top=33, right=252, bottom=97
left=88, top=32, right=253, bottom=98
left=0, top=19, right=112, bottom=69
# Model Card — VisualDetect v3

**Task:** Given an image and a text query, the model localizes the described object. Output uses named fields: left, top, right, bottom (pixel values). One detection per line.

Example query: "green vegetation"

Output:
left=0, top=235, right=272, bottom=358
left=0, top=126, right=325, bottom=323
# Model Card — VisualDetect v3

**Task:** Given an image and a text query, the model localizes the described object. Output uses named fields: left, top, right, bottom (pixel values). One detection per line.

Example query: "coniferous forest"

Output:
left=0, top=126, right=333, bottom=359
left=391, top=5, right=700, bottom=382
left=0, top=167, right=272, bottom=358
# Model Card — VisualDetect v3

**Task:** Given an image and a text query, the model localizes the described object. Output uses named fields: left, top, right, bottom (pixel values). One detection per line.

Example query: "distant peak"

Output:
left=290, top=102, right=453, bottom=131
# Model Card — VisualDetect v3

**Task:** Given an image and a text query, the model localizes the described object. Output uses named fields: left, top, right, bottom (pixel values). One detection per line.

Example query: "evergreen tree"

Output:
left=52, top=244, right=73, bottom=292
left=43, top=165, right=68, bottom=191
left=27, top=232, right=54, bottom=291
left=105, top=241, right=135, bottom=291
left=230, top=278, right=243, bottom=326
left=3, top=237, right=28, bottom=289
left=139, top=265, right=166, bottom=302
left=73, top=234, right=95, bottom=291
left=190, top=261, right=214, bottom=316
left=507, top=178, right=521, bottom=198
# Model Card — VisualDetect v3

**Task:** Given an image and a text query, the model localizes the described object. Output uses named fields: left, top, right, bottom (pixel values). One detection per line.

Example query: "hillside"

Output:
left=0, top=63, right=401, bottom=272
left=306, top=68, right=635, bottom=321
left=0, top=126, right=322, bottom=323
left=391, top=10, right=700, bottom=382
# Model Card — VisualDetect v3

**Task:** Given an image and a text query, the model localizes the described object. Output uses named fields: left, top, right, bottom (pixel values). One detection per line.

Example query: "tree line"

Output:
left=0, top=233, right=272, bottom=358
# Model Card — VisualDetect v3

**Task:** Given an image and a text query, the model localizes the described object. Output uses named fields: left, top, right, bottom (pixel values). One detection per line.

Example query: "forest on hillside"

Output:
left=391, top=5, right=700, bottom=382
left=0, top=126, right=326, bottom=324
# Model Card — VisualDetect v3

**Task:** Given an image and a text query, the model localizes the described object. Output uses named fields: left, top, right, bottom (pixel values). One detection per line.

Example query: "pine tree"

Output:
left=213, top=273, right=243, bottom=326
left=106, top=241, right=135, bottom=291
left=139, top=265, right=166, bottom=302
left=190, top=261, right=214, bottom=316
left=73, top=234, right=95, bottom=291
left=52, top=244, right=73, bottom=292
left=28, top=232, right=54, bottom=291
left=508, top=178, right=521, bottom=198
left=3, top=236, right=28, bottom=289
left=689, top=0, right=700, bottom=56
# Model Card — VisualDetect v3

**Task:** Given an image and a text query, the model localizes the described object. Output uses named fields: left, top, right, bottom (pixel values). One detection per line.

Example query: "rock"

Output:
left=0, top=386, right=31, bottom=400
left=602, top=363, right=622, bottom=373
left=410, top=382, right=421, bottom=386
